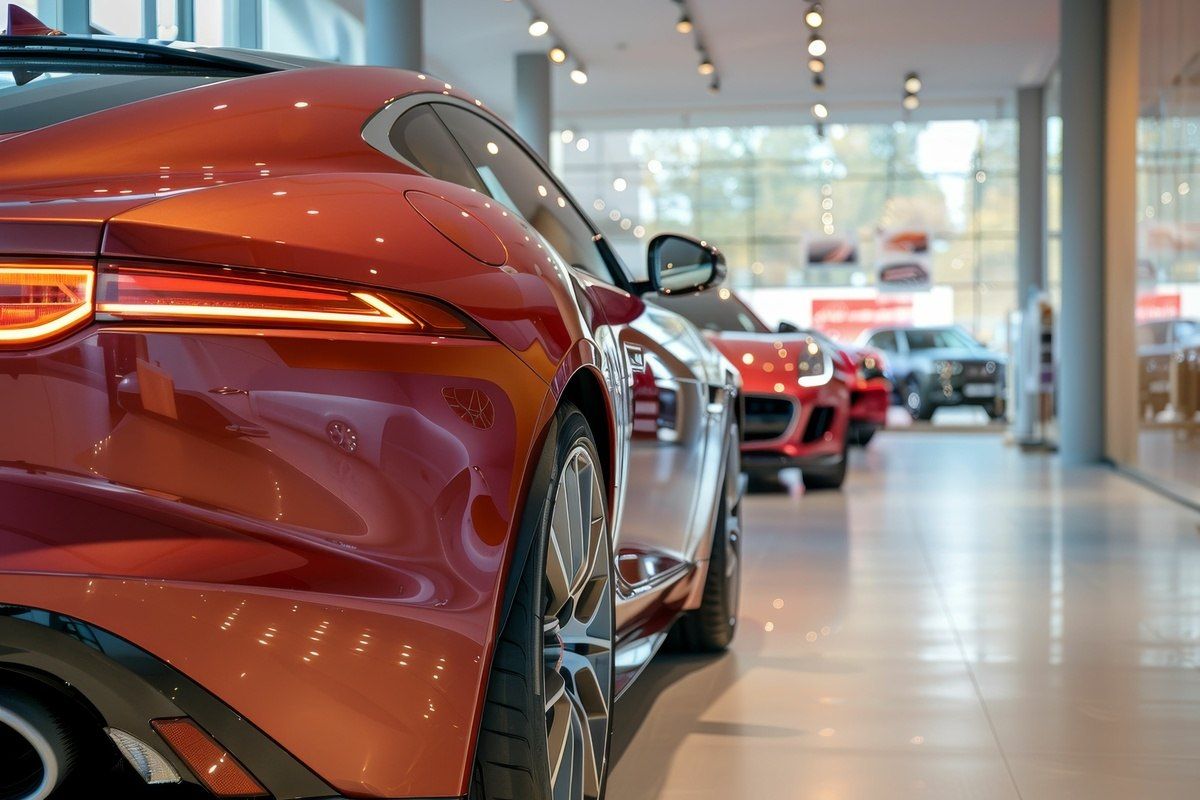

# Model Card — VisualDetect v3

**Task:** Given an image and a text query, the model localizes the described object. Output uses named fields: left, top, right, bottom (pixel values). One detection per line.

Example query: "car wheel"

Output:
left=986, top=400, right=1006, bottom=421
left=905, top=378, right=933, bottom=421
left=849, top=426, right=876, bottom=447
left=472, top=404, right=614, bottom=800
left=668, top=486, right=741, bottom=652
left=802, top=431, right=849, bottom=491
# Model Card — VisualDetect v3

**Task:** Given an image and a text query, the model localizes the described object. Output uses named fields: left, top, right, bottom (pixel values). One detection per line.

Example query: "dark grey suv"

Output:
left=858, top=326, right=1007, bottom=421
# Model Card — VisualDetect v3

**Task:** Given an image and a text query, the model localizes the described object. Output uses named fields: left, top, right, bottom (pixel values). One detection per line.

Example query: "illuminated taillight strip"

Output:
left=0, top=266, right=95, bottom=344
left=96, top=292, right=415, bottom=327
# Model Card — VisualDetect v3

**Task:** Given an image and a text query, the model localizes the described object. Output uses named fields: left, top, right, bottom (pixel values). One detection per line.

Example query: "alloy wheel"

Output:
left=543, top=445, right=613, bottom=800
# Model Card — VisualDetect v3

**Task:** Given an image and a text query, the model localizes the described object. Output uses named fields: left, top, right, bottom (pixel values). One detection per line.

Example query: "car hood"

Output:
left=908, top=347, right=1005, bottom=364
left=705, top=330, right=841, bottom=394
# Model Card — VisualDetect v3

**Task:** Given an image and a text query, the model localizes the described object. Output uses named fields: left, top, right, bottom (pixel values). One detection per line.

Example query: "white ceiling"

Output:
left=422, top=0, right=1061, bottom=130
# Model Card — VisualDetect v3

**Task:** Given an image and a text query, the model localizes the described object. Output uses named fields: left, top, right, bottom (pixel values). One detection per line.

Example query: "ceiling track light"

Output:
left=807, top=34, right=826, bottom=57
left=808, top=56, right=825, bottom=74
left=510, top=4, right=586, bottom=86
left=805, top=2, right=823, bottom=29
left=698, top=51, right=715, bottom=75
left=812, top=102, right=828, bottom=120
left=902, top=92, right=920, bottom=111
left=676, top=12, right=693, bottom=33
left=904, top=71, right=922, bottom=94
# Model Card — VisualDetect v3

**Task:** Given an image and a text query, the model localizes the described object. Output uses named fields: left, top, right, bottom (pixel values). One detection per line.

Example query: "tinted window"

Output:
left=387, top=105, right=488, bottom=192
left=653, top=291, right=769, bottom=333
left=431, top=104, right=612, bottom=281
left=0, top=72, right=226, bottom=134
left=905, top=328, right=980, bottom=350
left=867, top=331, right=899, bottom=352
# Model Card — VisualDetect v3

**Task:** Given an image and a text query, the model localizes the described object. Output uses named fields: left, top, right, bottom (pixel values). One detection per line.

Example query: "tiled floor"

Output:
left=608, top=432, right=1200, bottom=799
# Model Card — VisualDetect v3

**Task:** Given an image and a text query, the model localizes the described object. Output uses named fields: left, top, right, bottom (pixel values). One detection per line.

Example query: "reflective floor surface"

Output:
left=610, top=432, right=1200, bottom=799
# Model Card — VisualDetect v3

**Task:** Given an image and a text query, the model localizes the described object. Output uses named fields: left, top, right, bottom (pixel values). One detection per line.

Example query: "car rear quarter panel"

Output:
left=0, top=65, right=623, bottom=797
left=0, top=325, right=552, bottom=798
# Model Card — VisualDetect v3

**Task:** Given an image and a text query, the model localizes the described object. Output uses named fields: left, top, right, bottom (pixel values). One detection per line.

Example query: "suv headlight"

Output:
left=797, top=337, right=833, bottom=387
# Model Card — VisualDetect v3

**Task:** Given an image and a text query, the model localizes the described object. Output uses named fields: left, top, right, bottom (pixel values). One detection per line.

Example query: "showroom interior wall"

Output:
left=36, top=0, right=1199, bottom=497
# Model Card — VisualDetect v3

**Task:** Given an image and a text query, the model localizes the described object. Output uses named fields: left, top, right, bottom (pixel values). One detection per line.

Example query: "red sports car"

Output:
left=0, top=13, right=743, bottom=800
left=827, top=340, right=890, bottom=446
left=654, top=290, right=852, bottom=489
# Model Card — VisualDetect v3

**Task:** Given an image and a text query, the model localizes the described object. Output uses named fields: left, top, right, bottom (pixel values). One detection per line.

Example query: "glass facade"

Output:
left=1132, top=0, right=1200, bottom=502
left=554, top=121, right=1020, bottom=349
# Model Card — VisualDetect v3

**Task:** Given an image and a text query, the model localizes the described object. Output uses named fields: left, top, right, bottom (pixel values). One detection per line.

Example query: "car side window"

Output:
left=868, top=331, right=898, bottom=352
left=387, top=105, right=490, bottom=194
left=431, top=104, right=614, bottom=283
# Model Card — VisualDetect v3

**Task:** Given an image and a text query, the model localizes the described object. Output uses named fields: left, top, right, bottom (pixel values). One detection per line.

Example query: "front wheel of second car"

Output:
left=472, top=403, right=614, bottom=800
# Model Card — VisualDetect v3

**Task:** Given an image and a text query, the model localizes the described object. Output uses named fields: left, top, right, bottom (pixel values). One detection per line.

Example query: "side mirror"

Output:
left=778, top=321, right=801, bottom=333
left=647, top=233, right=725, bottom=295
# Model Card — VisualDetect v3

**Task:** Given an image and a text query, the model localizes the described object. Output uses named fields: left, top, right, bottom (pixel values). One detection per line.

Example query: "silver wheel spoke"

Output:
left=543, top=443, right=612, bottom=800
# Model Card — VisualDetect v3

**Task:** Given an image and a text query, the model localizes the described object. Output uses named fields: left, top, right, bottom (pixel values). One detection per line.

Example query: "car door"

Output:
left=420, top=101, right=721, bottom=608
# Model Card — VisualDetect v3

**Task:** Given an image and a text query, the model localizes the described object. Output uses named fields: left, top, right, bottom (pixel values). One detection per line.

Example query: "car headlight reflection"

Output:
left=797, top=336, right=833, bottom=387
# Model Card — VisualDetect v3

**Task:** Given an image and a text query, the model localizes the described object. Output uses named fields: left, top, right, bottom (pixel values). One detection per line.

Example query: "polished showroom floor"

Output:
left=610, top=432, right=1200, bottom=799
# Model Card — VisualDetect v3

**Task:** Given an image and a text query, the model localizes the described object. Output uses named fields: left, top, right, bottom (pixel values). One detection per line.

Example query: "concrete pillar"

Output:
left=1015, top=85, right=1047, bottom=444
left=515, top=52, right=552, bottom=161
left=1058, top=0, right=1107, bottom=463
left=42, top=0, right=89, bottom=33
left=224, top=0, right=260, bottom=49
left=365, top=0, right=423, bottom=70
left=142, top=0, right=156, bottom=38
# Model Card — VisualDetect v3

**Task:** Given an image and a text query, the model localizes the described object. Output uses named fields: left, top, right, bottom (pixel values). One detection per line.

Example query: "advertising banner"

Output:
left=1135, top=292, right=1182, bottom=323
left=875, top=229, right=932, bottom=291
left=811, top=296, right=915, bottom=342
left=806, top=235, right=859, bottom=266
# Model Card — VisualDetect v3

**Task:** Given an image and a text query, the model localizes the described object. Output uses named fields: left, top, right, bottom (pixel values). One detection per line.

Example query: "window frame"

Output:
left=362, top=92, right=634, bottom=291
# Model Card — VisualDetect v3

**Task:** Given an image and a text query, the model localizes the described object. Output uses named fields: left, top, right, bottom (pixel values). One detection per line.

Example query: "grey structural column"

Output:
left=1058, top=0, right=1107, bottom=463
left=1015, top=84, right=1047, bottom=445
left=365, top=0, right=423, bottom=70
left=515, top=52, right=552, bottom=161
left=56, top=0, right=90, bottom=33
left=224, top=0, right=261, bottom=49
left=142, top=0, right=156, bottom=38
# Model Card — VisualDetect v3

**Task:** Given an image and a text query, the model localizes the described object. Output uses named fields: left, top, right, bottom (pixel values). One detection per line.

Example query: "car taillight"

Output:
left=0, top=263, right=94, bottom=347
left=96, top=262, right=484, bottom=336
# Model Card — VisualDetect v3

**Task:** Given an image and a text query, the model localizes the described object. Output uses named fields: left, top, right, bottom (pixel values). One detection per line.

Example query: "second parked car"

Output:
left=859, top=325, right=1006, bottom=421
left=655, top=290, right=852, bottom=489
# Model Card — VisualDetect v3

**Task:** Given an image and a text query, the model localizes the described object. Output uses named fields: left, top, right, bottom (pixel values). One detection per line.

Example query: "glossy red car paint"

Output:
left=836, top=342, right=890, bottom=437
left=706, top=332, right=851, bottom=467
left=0, top=44, right=739, bottom=798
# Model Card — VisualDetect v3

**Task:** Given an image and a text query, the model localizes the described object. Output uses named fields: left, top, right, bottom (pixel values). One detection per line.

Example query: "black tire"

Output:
left=669, top=487, right=741, bottom=652
left=802, top=433, right=848, bottom=491
left=745, top=470, right=786, bottom=494
left=986, top=399, right=1007, bottom=421
left=849, top=426, right=876, bottom=447
left=905, top=378, right=934, bottom=421
left=472, top=404, right=614, bottom=800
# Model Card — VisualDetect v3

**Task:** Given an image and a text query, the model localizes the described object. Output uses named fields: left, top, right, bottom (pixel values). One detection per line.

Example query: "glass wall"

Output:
left=554, top=121, right=1019, bottom=349
left=1132, top=0, right=1200, bottom=502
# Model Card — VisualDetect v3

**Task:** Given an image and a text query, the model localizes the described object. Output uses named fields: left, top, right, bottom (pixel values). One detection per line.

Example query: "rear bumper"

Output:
left=0, top=324, right=549, bottom=798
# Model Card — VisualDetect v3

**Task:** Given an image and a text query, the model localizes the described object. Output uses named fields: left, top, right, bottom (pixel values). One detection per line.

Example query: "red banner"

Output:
left=1135, top=293, right=1181, bottom=323
left=811, top=296, right=914, bottom=342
